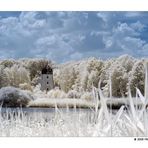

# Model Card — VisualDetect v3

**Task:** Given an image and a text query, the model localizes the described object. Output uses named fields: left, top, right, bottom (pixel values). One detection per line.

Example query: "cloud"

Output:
left=34, top=35, right=73, bottom=62
left=125, top=12, right=142, bottom=18
left=130, top=21, right=145, bottom=31
left=0, top=11, right=148, bottom=62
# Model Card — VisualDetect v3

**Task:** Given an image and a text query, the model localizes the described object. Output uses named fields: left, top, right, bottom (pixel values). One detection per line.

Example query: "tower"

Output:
left=40, top=65, right=54, bottom=91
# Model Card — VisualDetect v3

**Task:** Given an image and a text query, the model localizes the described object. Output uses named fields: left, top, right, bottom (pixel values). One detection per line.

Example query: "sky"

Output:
left=0, top=11, right=148, bottom=63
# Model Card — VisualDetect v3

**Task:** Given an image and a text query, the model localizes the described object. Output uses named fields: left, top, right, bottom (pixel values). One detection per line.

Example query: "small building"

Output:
left=40, top=65, right=54, bottom=91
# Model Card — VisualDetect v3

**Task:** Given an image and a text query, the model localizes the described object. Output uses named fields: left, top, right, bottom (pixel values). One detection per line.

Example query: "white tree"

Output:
left=4, top=64, right=31, bottom=89
left=85, top=57, right=103, bottom=90
left=0, top=65, right=9, bottom=88
left=58, top=65, right=77, bottom=92
left=128, top=59, right=145, bottom=96
left=20, top=58, right=52, bottom=80
left=101, top=55, right=133, bottom=97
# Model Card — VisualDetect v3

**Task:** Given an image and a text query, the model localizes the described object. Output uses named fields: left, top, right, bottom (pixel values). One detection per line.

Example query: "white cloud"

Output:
left=125, top=12, right=142, bottom=17
left=70, top=52, right=83, bottom=60
left=0, top=11, right=148, bottom=62
left=113, top=22, right=139, bottom=37
left=130, top=21, right=145, bottom=31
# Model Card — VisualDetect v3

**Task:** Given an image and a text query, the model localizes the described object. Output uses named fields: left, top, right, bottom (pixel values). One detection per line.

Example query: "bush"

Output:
left=19, top=83, right=32, bottom=91
left=0, top=87, right=34, bottom=107
left=47, top=88, right=67, bottom=98
left=81, top=92, right=93, bottom=101
left=67, top=90, right=81, bottom=99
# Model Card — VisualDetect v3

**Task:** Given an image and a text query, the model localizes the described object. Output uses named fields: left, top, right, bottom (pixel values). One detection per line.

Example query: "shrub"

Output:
left=47, top=88, right=67, bottom=98
left=0, top=86, right=34, bottom=107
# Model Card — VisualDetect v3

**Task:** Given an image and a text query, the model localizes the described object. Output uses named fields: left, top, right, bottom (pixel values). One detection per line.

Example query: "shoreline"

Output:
left=28, top=97, right=145, bottom=109
left=0, top=97, right=146, bottom=110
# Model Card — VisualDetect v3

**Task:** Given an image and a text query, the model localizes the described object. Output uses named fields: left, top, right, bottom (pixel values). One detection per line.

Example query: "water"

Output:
left=0, top=107, right=95, bottom=122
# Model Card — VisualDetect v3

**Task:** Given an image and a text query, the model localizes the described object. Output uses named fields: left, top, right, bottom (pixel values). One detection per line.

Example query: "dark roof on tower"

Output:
left=41, top=66, right=53, bottom=74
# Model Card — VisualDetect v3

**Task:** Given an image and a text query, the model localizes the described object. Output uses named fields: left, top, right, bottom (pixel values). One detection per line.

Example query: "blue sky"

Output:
left=0, top=11, right=148, bottom=63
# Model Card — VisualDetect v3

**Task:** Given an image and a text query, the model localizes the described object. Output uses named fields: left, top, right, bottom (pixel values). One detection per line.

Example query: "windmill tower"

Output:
left=40, top=65, right=54, bottom=91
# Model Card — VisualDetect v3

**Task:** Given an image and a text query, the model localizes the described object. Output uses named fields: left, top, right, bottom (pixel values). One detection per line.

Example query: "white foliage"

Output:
left=101, top=55, right=134, bottom=97
left=4, top=64, right=31, bottom=88
left=0, top=65, right=8, bottom=88
left=128, top=60, right=145, bottom=96
left=54, top=57, right=103, bottom=93
left=21, top=58, right=52, bottom=80
left=0, top=86, right=34, bottom=107
left=47, top=88, right=67, bottom=98
left=0, top=55, right=147, bottom=98
left=32, top=84, right=49, bottom=98
left=19, top=83, right=32, bottom=91
left=0, top=59, right=16, bottom=68
left=81, top=92, right=93, bottom=101
left=67, top=90, right=81, bottom=99
left=58, top=65, right=77, bottom=92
